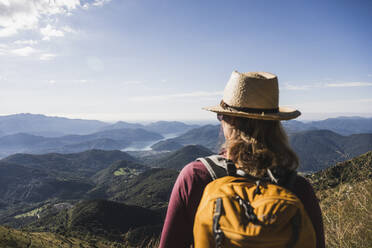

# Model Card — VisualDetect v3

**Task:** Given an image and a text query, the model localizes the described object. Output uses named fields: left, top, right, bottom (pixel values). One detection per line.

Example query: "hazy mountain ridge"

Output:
left=144, top=121, right=199, bottom=135
left=290, top=130, right=372, bottom=172
left=99, top=121, right=144, bottom=131
left=152, top=124, right=222, bottom=152
left=101, top=120, right=199, bottom=135
left=308, top=116, right=372, bottom=135
left=1, top=114, right=371, bottom=138
left=0, top=128, right=163, bottom=158
left=283, top=116, right=372, bottom=135
left=0, top=113, right=108, bottom=137
left=151, top=140, right=184, bottom=151
left=0, top=113, right=208, bottom=158
left=1, top=114, right=371, bottom=159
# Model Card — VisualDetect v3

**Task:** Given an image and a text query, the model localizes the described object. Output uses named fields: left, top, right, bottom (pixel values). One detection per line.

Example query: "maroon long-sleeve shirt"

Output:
left=159, top=161, right=325, bottom=248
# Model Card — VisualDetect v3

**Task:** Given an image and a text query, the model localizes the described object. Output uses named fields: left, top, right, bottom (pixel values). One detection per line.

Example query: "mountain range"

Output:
left=100, top=120, right=199, bottom=135
left=0, top=113, right=371, bottom=247
left=283, top=116, right=372, bottom=135
left=0, top=128, right=163, bottom=158
left=0, top=113, right=107, bottom=137
left=0, top=114, right=199, bottom=137
left=1, top=114, right=371, bottom=137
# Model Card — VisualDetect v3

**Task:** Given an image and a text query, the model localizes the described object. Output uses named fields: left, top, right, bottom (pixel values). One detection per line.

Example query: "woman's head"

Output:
left=206, top=71, right=301, bottom=176
left=219, top=114, right=299, bottom=176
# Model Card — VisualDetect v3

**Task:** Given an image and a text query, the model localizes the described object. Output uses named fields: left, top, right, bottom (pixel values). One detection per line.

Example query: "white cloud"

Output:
left=325, top=82, right=372, bottom=87
left=82, top=3, right=90, bottom=10
left=0, top=27, right=18, bottom=37
left=0, top=0, right=111, bottom=42
left=130, top=91, right=223, bottom=102
left=40, top=53, right=56, bottom=60
left=80, top=0, right=111, bottom=9
left=11, top=46, right=37, bottom=56
left=62, top=25, right=76, bottom=33
left=40, top=24, right=64, bottom=40
left=281, top=83, right=315, bottom=91
left=48, top=79, right=56, bottom=84
left=14, top=40, right=38, bottom=45
left=0, top=0, right=80, bottom=37
left=282, top=81, right=372, bottom=90
left=1, top=43, right=56, bottom=59
left=92, top=0, right=112, bottom=7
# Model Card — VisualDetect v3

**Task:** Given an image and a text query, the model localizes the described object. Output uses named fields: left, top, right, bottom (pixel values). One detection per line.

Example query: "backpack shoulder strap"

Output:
left=196, top=155, right=232, bottom=180
left=197, top=155, right=298, bottom=187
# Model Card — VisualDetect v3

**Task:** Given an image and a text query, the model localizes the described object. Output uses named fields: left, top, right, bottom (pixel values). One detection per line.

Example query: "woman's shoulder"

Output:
left=293, top=174, right=314, bottom=190
left=179, top=160, right=212, bottom=182
left=291, top=173, right=318, bottom=203
left=181, top=160, right=206, bottom=172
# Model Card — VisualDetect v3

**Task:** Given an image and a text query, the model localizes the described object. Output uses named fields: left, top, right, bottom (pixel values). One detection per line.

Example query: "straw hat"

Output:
left=204, top=70, right=300, bottom=120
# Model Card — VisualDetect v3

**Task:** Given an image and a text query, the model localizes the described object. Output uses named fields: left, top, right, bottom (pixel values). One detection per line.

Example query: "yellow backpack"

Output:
left=194, top=155, right=316, bottom=248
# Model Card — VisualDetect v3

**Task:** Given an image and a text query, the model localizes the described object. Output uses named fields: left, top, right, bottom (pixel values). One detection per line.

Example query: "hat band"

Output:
left=220, top=101, right=279, bottom=114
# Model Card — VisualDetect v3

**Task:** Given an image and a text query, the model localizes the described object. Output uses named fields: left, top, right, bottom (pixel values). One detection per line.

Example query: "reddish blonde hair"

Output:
left=222, top=116, right=299, bottom=176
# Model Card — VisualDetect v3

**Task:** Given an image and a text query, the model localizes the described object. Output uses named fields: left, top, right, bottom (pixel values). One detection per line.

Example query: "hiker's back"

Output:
left=193, top=175, right=316, bottom=248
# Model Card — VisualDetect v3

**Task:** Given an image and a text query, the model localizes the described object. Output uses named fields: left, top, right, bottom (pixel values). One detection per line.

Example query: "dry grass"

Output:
left=140, top=237, right=159, bottom=248
left=0, top=225, right=160, bottom=248
left=318, top=180, right=372, bottom=248
left=120, top=236, right=159, bottom=248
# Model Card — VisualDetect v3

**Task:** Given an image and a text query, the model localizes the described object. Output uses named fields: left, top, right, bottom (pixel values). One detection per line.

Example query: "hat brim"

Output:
left=203, top=105, right=301, bottom=121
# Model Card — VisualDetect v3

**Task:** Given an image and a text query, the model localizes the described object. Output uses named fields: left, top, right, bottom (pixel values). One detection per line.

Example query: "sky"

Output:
left=0, top=0, right=371, bottom=123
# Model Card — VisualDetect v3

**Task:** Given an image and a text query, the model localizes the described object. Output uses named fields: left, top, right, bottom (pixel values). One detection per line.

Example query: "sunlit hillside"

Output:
left=308, top=151, right=372, bottom=248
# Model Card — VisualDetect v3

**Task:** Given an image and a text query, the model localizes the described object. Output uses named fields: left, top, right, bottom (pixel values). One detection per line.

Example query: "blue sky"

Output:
left=0, top=0, right=371, bottom=122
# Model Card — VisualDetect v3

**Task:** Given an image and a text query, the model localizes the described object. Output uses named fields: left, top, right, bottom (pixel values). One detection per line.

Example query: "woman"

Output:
left=159, top=71, right=325, bottom=248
